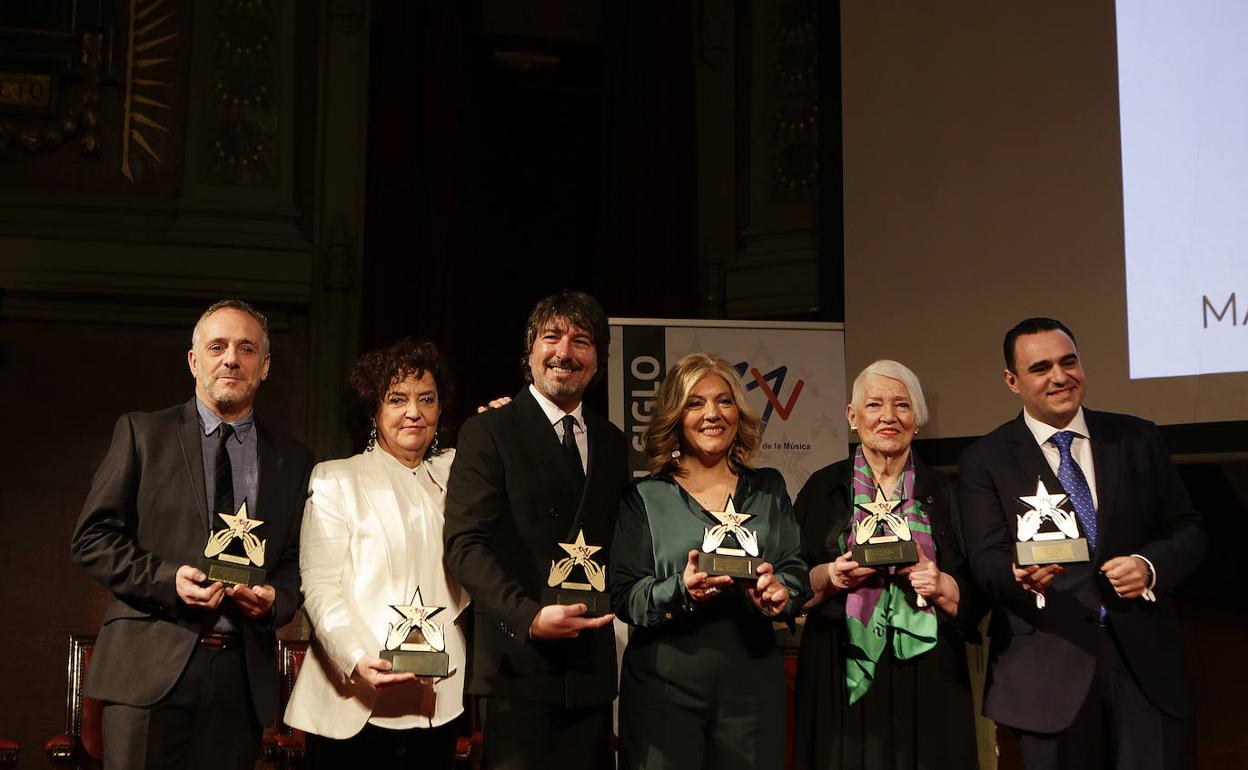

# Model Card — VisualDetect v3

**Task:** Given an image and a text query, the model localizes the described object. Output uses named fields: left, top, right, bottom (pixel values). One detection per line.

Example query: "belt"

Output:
left=198, top=631, right=243, bottom=650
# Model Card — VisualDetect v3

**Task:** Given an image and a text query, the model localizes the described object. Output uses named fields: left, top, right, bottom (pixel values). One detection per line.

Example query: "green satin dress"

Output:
left=610, top=467, right=808, bottom=770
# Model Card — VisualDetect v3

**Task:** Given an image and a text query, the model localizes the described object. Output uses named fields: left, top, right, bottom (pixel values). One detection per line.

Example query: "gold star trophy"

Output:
left=1014, top=479, right=1090, bottom=566
left=696, top=497, right=763, bottom=579
left=542, top=529, right=611, bottom=615
left=202, top=501, right=266, bottom=586
left=381, top=587, right=451, bottom=677
left=850, top=487, right=919, bottom=567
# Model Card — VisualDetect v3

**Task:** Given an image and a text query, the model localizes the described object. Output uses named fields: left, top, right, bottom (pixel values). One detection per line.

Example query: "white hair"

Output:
left=850, top=359, right=930, bottom=427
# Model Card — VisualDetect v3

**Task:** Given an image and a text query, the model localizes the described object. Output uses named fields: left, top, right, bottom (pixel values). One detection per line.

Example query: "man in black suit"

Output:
left=71, top=299, right=312, bottom=770
left=445, top=290, right=628, bottom=770
left=959, top=317, right=1205, bottom=770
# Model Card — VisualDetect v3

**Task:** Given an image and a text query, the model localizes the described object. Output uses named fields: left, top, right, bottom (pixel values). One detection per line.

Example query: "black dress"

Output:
left=791, top=455, right=981, bottom=770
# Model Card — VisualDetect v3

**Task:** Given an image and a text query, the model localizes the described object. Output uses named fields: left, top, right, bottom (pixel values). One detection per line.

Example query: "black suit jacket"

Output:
left=444, top=387, right=628, bottom=707
left=70, top=399, right=312, bottom=726
left=959, top=409, right=1206, bottom=733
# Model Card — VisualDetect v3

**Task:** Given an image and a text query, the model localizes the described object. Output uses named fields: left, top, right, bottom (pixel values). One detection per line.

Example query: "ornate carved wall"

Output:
left=0, top=1, right=371, bottom=764
left=693, top=0, right=823, bottom=319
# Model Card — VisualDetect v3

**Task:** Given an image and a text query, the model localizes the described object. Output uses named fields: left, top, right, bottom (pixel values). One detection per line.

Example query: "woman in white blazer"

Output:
left=285, top=338, right=469, bottom=770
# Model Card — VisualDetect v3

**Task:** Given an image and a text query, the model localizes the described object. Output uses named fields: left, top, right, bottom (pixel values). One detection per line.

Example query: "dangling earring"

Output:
left=366, top=419, right=378, bottom=451
left=430, top=432, right=440, bottom=454
left=670, top=448, right=681, bottom=464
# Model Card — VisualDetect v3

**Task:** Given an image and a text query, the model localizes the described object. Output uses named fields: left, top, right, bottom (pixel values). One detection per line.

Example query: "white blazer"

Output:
left=284, top=448, right=469, bottom=738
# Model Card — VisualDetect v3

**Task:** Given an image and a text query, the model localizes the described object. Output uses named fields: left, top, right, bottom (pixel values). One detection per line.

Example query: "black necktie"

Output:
left=214, top=423, right=236, bottom=518
left=560, top=415, right=585, bottom=485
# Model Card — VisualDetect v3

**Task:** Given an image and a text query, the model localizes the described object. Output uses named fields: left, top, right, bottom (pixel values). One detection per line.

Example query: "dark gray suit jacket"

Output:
left=959, top=409, right=1206, bottom=733
left=71, top=399, right=312, bottom=725
left=444, top=387, right=628, bottom=707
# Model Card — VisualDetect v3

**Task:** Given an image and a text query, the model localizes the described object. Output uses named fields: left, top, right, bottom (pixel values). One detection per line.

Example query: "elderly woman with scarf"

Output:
left=792, top=360, right=981, bottom=770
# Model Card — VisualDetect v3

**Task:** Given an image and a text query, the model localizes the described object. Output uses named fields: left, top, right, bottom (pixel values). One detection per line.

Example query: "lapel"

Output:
left=358, top=449, right=404, bottom=585
left=1005, top=413, right=1065, bottom=505
left=822, top=462, right=855, bottom=555
left=253, top=419, right=283, bottom=566
left=175, top=398, right=210, bottom=532
left=513, top=387, right=585, bottom=516
left=1084, top=409, right=1118, bottom=545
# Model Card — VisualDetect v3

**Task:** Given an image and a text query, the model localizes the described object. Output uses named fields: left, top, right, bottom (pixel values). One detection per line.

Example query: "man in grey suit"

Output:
left=71, top=299, right=312, bottom=770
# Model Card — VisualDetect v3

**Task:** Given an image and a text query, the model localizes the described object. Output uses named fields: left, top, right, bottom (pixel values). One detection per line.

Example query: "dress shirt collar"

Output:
left=528, top=383, right=586, bottom=429
left=195, top=397, right=255, bottom=440
left=1022, top=406, right=1090, bottom=447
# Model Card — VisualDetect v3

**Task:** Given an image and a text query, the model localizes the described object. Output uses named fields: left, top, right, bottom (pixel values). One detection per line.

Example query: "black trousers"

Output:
left=1011, top=627, right=1194, bottom=770
left=101, top=644, right=260, bottom=770
left=483, top=697, right=613, bottom=770
left=305, top=718, right=460, bottom=770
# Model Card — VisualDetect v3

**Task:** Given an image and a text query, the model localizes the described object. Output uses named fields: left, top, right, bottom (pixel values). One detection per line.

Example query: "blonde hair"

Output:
left=849, top=359, right=929, bottom=427
left=642, top=353, right=762, bottom=476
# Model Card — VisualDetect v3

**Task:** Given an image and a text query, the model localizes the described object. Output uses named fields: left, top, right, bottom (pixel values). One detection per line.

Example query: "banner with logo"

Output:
left=607, top=318, right=847, bottom=498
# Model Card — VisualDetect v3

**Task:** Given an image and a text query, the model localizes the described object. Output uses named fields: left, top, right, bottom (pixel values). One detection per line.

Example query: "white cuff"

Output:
left=1131, top=553, right=1157, bottom=602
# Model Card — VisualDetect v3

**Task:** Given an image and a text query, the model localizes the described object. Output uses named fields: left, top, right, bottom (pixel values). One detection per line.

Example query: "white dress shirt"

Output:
left=529, top=383, right=588, bottom=473
left=1022, top=407, right=1099, bottom=509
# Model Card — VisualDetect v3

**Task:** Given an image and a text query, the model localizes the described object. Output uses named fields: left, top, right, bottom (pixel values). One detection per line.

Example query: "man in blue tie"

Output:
left=959, top=317, right=1205, bottom=770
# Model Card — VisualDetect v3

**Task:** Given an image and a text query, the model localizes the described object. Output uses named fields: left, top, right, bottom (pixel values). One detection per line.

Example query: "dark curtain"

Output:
left=362, top=0, right=698, bottom=430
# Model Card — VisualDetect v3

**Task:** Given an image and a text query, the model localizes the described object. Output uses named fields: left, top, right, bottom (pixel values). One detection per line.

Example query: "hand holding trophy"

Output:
left=202, top=501, right=267, bottom=587
left=696, top=496, right=764, bottom=579
left=1014, top=478, right=1090, bottom=608
left=542, top=529, right=612, bottom=615
left=379, top=587, right=451, bottom=677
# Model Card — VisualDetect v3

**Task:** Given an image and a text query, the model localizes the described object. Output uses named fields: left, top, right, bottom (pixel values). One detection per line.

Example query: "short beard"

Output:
left=541, top=377, right=584, bottom=399
left=206, top=379, right=255, bottom=406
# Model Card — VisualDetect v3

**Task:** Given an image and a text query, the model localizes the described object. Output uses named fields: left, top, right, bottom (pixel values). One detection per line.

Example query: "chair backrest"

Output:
left=275, top=639, right=308, bottom=735
left=65, top=634, right=103, bottom=761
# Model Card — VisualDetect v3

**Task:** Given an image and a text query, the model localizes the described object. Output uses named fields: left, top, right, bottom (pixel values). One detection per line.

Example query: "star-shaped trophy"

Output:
left=380, top=587, right=451, bottom=677
left=696, top=496, right=763, bottom=579
left=1014, top=479, right=1090, bottom=566
left=202, top=501, right=266, bottom=586
left=850, top=487, right=919, bottom=567
left=542, top=529, right=611, bottom=615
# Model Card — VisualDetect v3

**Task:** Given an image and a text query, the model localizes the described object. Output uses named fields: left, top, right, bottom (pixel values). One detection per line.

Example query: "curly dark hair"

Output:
left=348, top=337, right=454, bottom=457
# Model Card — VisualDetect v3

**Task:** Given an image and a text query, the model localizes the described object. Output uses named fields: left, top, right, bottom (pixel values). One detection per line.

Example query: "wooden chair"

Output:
left=0, top=737, right=17, bottom=768
left=44, top=635, right=103, bottom=769
left=261, top=638, right=308, bottom=769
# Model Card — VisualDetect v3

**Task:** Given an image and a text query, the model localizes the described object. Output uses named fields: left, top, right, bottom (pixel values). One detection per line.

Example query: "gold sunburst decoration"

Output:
left=121, top=0, right=179, bottom=181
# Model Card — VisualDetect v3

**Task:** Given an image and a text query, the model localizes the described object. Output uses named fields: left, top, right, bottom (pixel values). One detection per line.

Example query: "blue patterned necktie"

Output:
left=1048, top=430, right=1097, bottom=549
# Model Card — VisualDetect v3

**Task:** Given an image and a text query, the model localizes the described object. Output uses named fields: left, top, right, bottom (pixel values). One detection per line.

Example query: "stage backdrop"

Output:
left=607, top=318, right=847, bottom=499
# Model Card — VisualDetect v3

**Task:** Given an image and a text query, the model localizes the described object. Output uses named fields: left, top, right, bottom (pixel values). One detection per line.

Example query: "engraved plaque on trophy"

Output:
left=849, top=488, right=919, bottom=567
left=202, top=501, right=267, bottom=586
left=1014, top=479, right=1091, bottom=566
left=380, top=587, right=451, bottom=677
left=542, top=529, right=612, bottom=616
left=696, top=497, right=763, bottom=580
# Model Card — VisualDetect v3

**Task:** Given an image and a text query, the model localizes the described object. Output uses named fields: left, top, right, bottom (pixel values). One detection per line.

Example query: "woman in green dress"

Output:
left=610, top=353, right=807, bottom=770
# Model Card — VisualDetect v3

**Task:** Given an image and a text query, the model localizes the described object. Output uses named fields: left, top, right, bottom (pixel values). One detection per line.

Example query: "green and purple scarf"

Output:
left=842, top=448, right=938, bottom=705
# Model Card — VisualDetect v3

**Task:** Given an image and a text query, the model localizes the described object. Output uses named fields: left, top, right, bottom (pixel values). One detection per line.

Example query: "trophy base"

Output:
left=541, top=587, right=612, bottom=616
left=380, top=649, right=450, bottom=677
left=851, top=540, right=919, bottom=567
left=1016, top=537, right=1090, bottom=566
left=205, top=561, right=266, bottom=587
left=697, top=552, right=761, bottom=580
